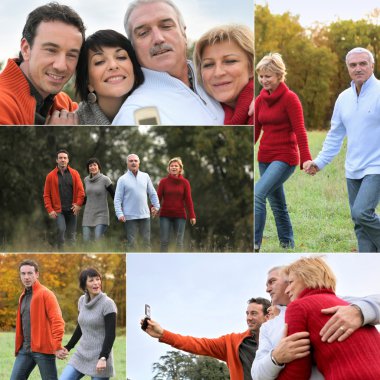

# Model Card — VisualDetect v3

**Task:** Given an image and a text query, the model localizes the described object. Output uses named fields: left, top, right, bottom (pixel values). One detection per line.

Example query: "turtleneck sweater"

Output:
left=255, top=81, right=312, bottom=168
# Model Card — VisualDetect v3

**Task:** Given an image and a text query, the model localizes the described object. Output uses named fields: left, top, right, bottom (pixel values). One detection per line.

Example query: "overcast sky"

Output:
left=0, top=0, right=253, bottom=62
left=256, top=0, right=380, bottom=27
left=127, top=253, right=380, bottom=380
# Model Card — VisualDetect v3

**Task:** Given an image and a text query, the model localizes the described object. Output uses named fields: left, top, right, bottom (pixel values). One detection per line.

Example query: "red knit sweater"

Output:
left=15, top=280, right=65, bottom=355
left=160, top=329, right=251, bottom=380
left=278, top=288, right=380, bottom=380
left=254, top=82, right=311, bottom=168
left=223, top=79, right=253, bottom=125
left=0, top=59, right=78, bottom=125
left=157, top=174, right=196, bottom=219
left=43, top=166, right=85, bottom=214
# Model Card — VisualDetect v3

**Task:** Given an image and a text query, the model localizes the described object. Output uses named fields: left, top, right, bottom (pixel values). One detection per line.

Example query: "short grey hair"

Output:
left=346, top=47, right=375, bottom=65
left=124, top=0, right=186, bottom=42
left=267, top=266, right=285, bottom=275
left=127, top=153, right=140, bottom=162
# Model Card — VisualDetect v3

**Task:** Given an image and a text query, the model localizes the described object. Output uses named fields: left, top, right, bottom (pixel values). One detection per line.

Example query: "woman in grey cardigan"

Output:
left=60, top=268, right=117, bottom=380
left=75, top=29, right=144, bottom=125
left=82, top=158, right=115, bottom=242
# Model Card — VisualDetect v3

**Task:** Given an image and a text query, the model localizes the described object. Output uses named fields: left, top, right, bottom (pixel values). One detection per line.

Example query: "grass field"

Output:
left=254, top=130, right=368, bottom=253
left=0, top=332, right=126, bottom=379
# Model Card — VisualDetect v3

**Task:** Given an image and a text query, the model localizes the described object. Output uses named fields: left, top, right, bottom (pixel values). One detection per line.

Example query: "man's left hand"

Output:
left=71, top=204, right=81, bottom=215
left=320, top=304, right=363, bottom=342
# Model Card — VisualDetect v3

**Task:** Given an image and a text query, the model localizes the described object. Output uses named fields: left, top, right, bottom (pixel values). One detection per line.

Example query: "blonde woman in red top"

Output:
left=157, top=157, right=196, bottom=252
left=254, top=53, right=312, bottom=252
left=279, top=256, right=380, bottom=380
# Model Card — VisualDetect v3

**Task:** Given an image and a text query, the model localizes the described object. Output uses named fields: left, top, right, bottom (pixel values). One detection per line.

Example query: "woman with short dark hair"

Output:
left=75, top=29, right=144, bottom=125
left=60, top=268, right=117, bottom=379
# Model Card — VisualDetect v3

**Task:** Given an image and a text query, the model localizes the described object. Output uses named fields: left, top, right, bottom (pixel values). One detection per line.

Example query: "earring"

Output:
left=87, top=91, right=97, bottom=104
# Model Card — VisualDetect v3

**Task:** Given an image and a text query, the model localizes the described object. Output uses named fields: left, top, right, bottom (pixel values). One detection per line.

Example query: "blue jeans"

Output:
left=347, top=175, right=380, bottom=252
left=160, top=217, right=186, bottom=252
left=56, top=210, right=77, bottom=249
left=82, top=224, right=108, bottom=242
left=125, top=218, right=151, bottom=251
left=10, top=347, right=57, bottom=380
left=59, top=364, right=108, bottom=380
left=255, top=161, right=296, bottom=249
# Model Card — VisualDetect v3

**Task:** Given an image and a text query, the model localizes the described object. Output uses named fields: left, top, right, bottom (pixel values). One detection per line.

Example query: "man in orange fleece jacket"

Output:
left=10, top=259, right=65, bottom=380
left=0, top=3, right=85, bottom=125
left=141, top=297, right=271, bottom=380
left=43, top=149, right=85, bottom=249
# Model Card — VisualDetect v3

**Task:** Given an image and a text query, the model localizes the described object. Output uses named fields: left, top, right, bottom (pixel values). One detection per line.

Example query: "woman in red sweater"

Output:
left=254, top=53, right=312, bottom=252
left=193, top=24, right=254, bottom=125
left=157, top=157, right=196, bottom=252
left=279, top=256, right=380, bottom=380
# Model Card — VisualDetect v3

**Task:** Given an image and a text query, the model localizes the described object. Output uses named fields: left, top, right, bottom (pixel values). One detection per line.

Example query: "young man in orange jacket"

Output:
left=141, top=297, right=271, bottom=380
left=43, top=149, right=85, bottom=249
left=10, top=259, right=66, bottom=380
left=0, top=2, right=85, bottom=125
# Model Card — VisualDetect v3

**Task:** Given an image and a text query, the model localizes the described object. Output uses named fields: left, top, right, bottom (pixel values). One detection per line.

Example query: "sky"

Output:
left=0, top=0, right=253, bottom=62
left=127, top=253, right=380, bottom=380
left=255, top=0, right=380, bottom=27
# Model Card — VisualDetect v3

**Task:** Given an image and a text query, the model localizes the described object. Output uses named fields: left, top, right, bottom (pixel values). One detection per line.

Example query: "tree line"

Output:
left=0, top=254, right=126, bottom=331
left=255, top=5, right=380, bottom=130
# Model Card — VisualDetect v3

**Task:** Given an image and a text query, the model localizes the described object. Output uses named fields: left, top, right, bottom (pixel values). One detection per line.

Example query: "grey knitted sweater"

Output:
left=68, top=292, right=117, bottom=377
left=82, top=173, right=113, bottom=227
left=77, top=101, right=111, bottom=125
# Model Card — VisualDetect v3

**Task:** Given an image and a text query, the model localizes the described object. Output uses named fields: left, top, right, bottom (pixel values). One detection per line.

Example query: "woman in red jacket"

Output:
left=193, top=24, right=254, bottom=125
left=157, top=157, right=196, bottom=252
left=254, top=53, right=312, bottom=252
left=279, top=256, right=380, bottom=380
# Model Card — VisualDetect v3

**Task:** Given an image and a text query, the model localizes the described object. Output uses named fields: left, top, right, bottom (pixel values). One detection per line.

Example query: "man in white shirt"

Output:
left=112, top=0, right=224, bottom=125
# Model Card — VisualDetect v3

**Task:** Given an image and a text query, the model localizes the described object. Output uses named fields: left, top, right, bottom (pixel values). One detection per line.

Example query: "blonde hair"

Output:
left=283, top=256, right=336, bottom=292
left=256, top=52, right=287, bottom=82
left=167, top=157, right=184, bottom=174
left=193, top=24, right=254, bottom=84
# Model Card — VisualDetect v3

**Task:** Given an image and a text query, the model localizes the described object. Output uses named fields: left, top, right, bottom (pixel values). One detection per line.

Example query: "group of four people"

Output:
left=0, top=1, right=254, bottom=126
left=43, top=149, right=196, bottom=251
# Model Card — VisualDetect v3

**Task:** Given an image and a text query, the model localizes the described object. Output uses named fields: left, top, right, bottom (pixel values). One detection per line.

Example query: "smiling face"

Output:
left=285, top=271, right=307, bottom=302
left=346, top=52, right=374, bottom=89
left=127, top=154, right=140, bottom=173
left=88, top=162, right=100, bottom=176
left=246, top=302, right=267, bottom=333
left=129, top=2, right=188, bottom=80
left=20, top=265, right=39, bottom=289
left=258, top=69, right=282, bottom=94
left=86, top=275, right=102, bottom=299
left=266, top=269, right=290, bottom=306
left=20, top=20, right=82, bottom=99
left=56, top=152, right=69, bottom=170
left=88, top=46, right=135, bottom=102
left=200, top=40, right=251, bottom=107
left=169, top=161, right=181, bottom=176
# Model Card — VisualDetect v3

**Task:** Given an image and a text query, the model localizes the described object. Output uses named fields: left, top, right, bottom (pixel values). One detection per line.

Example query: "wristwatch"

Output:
left=270, top=350, right=284, bottom=367
left=100, top=357, right=106, bottom=361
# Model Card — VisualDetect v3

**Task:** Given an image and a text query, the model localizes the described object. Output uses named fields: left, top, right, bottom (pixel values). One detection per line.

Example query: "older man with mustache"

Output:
left=112, top=0, right=224, bottom=125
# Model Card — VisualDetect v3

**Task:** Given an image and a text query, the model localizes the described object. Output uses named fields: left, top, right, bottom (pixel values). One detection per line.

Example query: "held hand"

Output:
left=71, top=204, right=81, bottom=215
left=49, top=211, right=58, bottom=219
left=55, top=348, right=68, bottom=359
left=46, top=109, right=79, bottom=125
left=303, top=160, right=319, bottom=176
left=151, top=207, right=159, bottom=218
left=248, top=98, right=254, bottom=117
left=320, top=305, right=363, bottom=343
left=272, top=324, right=311, bottom=364
left=190, top=218, right=196, bottom=226
left=140, top=318, right=164, bottom=339
left=96, top=358, right=107, bottom=373
left=118, top=216, right=126, bottom=223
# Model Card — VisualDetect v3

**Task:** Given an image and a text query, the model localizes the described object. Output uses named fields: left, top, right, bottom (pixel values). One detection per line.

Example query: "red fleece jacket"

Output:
left=278, top=288, right=380, bottom=380
left=0, top=59, right=77, bottom=125
left=15, top=280, right=65, bottom=355
left=43, top=166, right=85, bottom=214
left=255, top=81, right=311, bottom=168
left=157, top=174, right=196, bottom=219
left=160, top=329, right=251, bottom=380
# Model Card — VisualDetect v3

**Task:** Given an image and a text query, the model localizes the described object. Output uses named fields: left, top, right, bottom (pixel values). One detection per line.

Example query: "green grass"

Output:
left=0, top=332, right=126, bottom=379
left=254, top=130, right=370, bottom=252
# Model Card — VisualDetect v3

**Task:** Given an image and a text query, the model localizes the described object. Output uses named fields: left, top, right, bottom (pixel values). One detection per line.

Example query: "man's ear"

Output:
left=20, top=38, right=31, bottom=61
